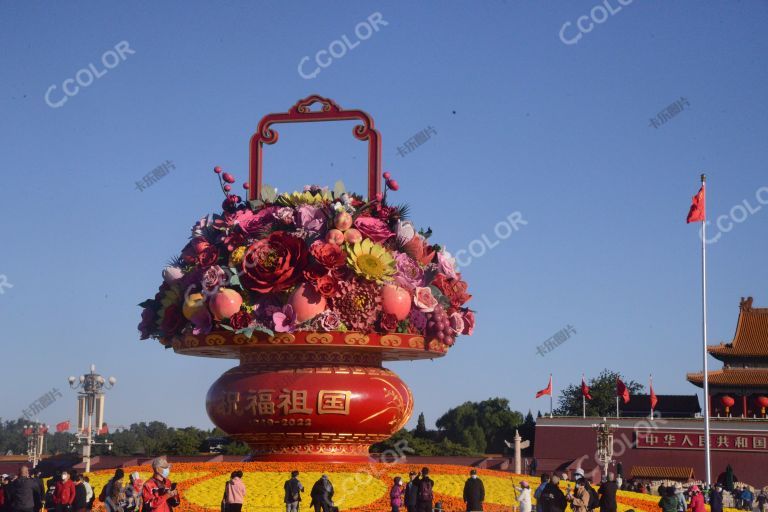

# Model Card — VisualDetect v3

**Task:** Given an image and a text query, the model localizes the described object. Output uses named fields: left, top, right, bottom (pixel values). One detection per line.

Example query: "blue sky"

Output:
left=1, top=1, right=767, bottom=431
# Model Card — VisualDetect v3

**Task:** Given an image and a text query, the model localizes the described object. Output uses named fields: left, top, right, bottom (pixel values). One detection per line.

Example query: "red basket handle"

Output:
left=248, top=95, right=382, bottom=201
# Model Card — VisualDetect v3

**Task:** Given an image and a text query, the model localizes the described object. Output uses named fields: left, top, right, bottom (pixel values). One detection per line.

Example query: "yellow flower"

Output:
left=277, top=190, right=331, bottom=206
left=347, top=239, right=395, bottom=283
left=229, top=246, right=247, bottom=267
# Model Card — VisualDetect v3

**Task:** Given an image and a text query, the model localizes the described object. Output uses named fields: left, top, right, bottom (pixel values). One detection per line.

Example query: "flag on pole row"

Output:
left=686, top=184, right=706, bottom=223
left=581, top=377, right=592, bottom=400
left=535, top=376, right=552, bottom=398
left=56, top=420, right=70, bottom=433
left=650, top=379, right=658, bottom=412
left=617, top=378, right=630, bottom=404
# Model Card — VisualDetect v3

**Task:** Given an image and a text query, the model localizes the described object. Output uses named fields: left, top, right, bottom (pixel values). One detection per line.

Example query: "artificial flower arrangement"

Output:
left=138, top=167, right=474, bottom=347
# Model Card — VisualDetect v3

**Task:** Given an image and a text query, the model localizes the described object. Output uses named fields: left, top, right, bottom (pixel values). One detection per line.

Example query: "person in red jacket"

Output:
left=141, top=458, right=178, bottom=512
left=688, top=486, right=706, bottom=512
left=53, top=472, right=75, bottom=512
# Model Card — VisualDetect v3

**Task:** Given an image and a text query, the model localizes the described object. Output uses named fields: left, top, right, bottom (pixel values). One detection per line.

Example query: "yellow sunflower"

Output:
left=347, top=239, right=396, bottom=283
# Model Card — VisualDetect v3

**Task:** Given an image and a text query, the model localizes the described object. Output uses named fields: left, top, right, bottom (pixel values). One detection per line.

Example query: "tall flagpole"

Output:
left=582, top=374, right=586, bottom=419
left=550, top=374, right=553, bottom=418
left=649, top=374, right=653, bottom=419
left=701, top=173, right=712, bottom=485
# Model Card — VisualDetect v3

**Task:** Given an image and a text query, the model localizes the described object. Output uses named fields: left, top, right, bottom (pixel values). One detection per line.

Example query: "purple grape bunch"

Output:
left=426, top=303, right=456, bottom=346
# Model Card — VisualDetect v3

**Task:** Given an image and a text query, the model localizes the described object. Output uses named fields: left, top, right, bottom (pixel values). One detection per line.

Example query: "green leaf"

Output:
left=261, top=184, right=277, bottom=203
left=227, top=269, right=241, bottom=288
left=248, top=199, right=264, bottom=211
left=333, top=180, right=346, bottom=198
left=251, top=325, right=274, bottom=338
left=138, top=299, right=156, bottom=308
left=220, top=324, right=234, bottom=331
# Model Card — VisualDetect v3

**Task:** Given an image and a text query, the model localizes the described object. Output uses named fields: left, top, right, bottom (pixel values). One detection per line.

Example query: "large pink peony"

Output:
left=354, top=216, right=395, bottom=243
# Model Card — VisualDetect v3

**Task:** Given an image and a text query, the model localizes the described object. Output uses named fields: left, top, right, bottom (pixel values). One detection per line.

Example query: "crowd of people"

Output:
left=2, top=460, right=767, bottom=512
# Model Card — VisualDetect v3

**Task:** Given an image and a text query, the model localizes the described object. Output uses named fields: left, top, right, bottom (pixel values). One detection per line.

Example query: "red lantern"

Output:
left=721, top=395, right=735, bottom=416
left=756, top=396, right=768, bottom=417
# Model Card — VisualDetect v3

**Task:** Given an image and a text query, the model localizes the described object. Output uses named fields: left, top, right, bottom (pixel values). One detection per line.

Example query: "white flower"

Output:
left=396, top=220, right=416, bottom=244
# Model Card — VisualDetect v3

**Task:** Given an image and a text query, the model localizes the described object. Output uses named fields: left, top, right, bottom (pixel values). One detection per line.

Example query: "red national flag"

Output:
left=650, top=383, right=658, bottom=411
left=536, top=376, right=552, bottom=398
left=616, top=378, right=630, bottom=404
left=686, top=185, right=705, bottom=223
left=581, top=378, right=592, bottom=400
left=56, top=420, right=70, bottom=433
left=40, top=426, right=48, bottom=434
left=98, top=423, right=109, bottom=435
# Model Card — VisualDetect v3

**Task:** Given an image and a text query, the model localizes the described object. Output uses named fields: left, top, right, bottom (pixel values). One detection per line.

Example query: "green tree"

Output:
left=436, top=398, right=524, bottom=454
left=554, top=369, right=644, bottom=417
left=415, top=413, right=427, bottom=437
left=224, top=441, right=251, bottom=455
left=165, top=429, right=202, bottom=455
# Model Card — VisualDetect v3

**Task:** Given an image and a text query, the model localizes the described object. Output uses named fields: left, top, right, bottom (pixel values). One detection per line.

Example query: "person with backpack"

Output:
left=10, top=467, right=41, bottom=512
left=283, top=471, right=303, bottom=512
left=463, top=469, right=484, bottom=512
left=222, top=471, right=245, bottom=512
left=415, top=468, right=434, bottom=512
left=309, top=475, right=333, bottom=512
left=99, top=470, right=125, bottom=506
left=598, top=474, right=618, bottom=512
left=539, top=475, right=567, bottom=512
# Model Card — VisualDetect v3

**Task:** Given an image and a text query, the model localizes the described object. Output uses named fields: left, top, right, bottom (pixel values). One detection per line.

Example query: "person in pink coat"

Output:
left=688, top=485, right=706, bottom=512
left=390, top=477, right=404, bottom=512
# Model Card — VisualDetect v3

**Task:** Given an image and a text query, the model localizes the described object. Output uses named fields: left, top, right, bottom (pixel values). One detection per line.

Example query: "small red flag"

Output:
left=650, top=383, right=658, bottom=411
left=23, top=428, right=33, bottom=436
left=617, top=378, right=630, bottom=404
left=56, top=420, right=70, bottom=433
left=686, top=185, right=705, bottom=223
left=536, top=376, right=552, bottom=398
left=98, top=423, right=109, bottom=435
left=581, top=378, right=592, bottom=400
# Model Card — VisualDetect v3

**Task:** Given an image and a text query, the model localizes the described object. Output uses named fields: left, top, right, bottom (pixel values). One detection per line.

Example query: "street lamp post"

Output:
left=592, top=418, right=619, bottom=480
left=68, top=364, right=116, bottom=473
left=23, top=423, right=48, bottom=469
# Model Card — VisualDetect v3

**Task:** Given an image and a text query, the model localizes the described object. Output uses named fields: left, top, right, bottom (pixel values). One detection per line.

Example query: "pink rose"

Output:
left=437, top=250, right=457, bottom=279
left=449, top=311, right=465, bottom=335
left=461, top=310, right=475, bottom=335
left=413, top=287, right=438, bottom=313
left=201, top=265, right=226, bottom=294
left=235, top=206, right=279, bottom=236
left=354, top=216, right=395, bottom=243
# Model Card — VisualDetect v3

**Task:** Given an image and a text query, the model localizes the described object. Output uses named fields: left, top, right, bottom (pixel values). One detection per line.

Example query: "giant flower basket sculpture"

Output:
left=138, top=96, right=474, bottom=461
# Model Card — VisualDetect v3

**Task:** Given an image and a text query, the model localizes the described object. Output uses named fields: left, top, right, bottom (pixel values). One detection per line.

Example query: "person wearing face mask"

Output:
left=53, top=472, right=75, bottom=512
left=390, top=477, right=404, bottom=512
left=141, top=457, right=179, bottom=512
left=463, top=469, right=484, bottom=512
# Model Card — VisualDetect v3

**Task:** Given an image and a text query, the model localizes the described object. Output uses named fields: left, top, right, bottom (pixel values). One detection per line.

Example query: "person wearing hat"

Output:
left=463, top=470, right=484, bottom=512
left=517, top=480, right=532, bottom=512
left=688, top=486, right=705, bottom=512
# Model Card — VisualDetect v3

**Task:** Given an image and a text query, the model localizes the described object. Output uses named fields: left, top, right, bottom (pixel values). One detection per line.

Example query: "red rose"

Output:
left=461, top=309, right=475, bottom=335
left=303, top=262, right=326, bottom=283
left=229, top=310, right=252, bottom=330
left=241, top=231, right=308, bottom=293
left=379, top=313, right=399, bottom=332
left=160, top=304, right=185, bottom=336
left=402, top=235, right=435, bottom=265
left=314, top=274, right=341, bottom=298
left=431, top=273, right=472, bottom=308
left=310, top=240, right=346, bottom=268
left=181, top=237, right=219, bottom=267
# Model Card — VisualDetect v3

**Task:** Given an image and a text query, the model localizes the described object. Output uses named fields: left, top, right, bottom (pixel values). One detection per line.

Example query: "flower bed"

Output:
left=138, top=171, right=474, bottom=350
left=83, top=462, right=726, bottom=512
